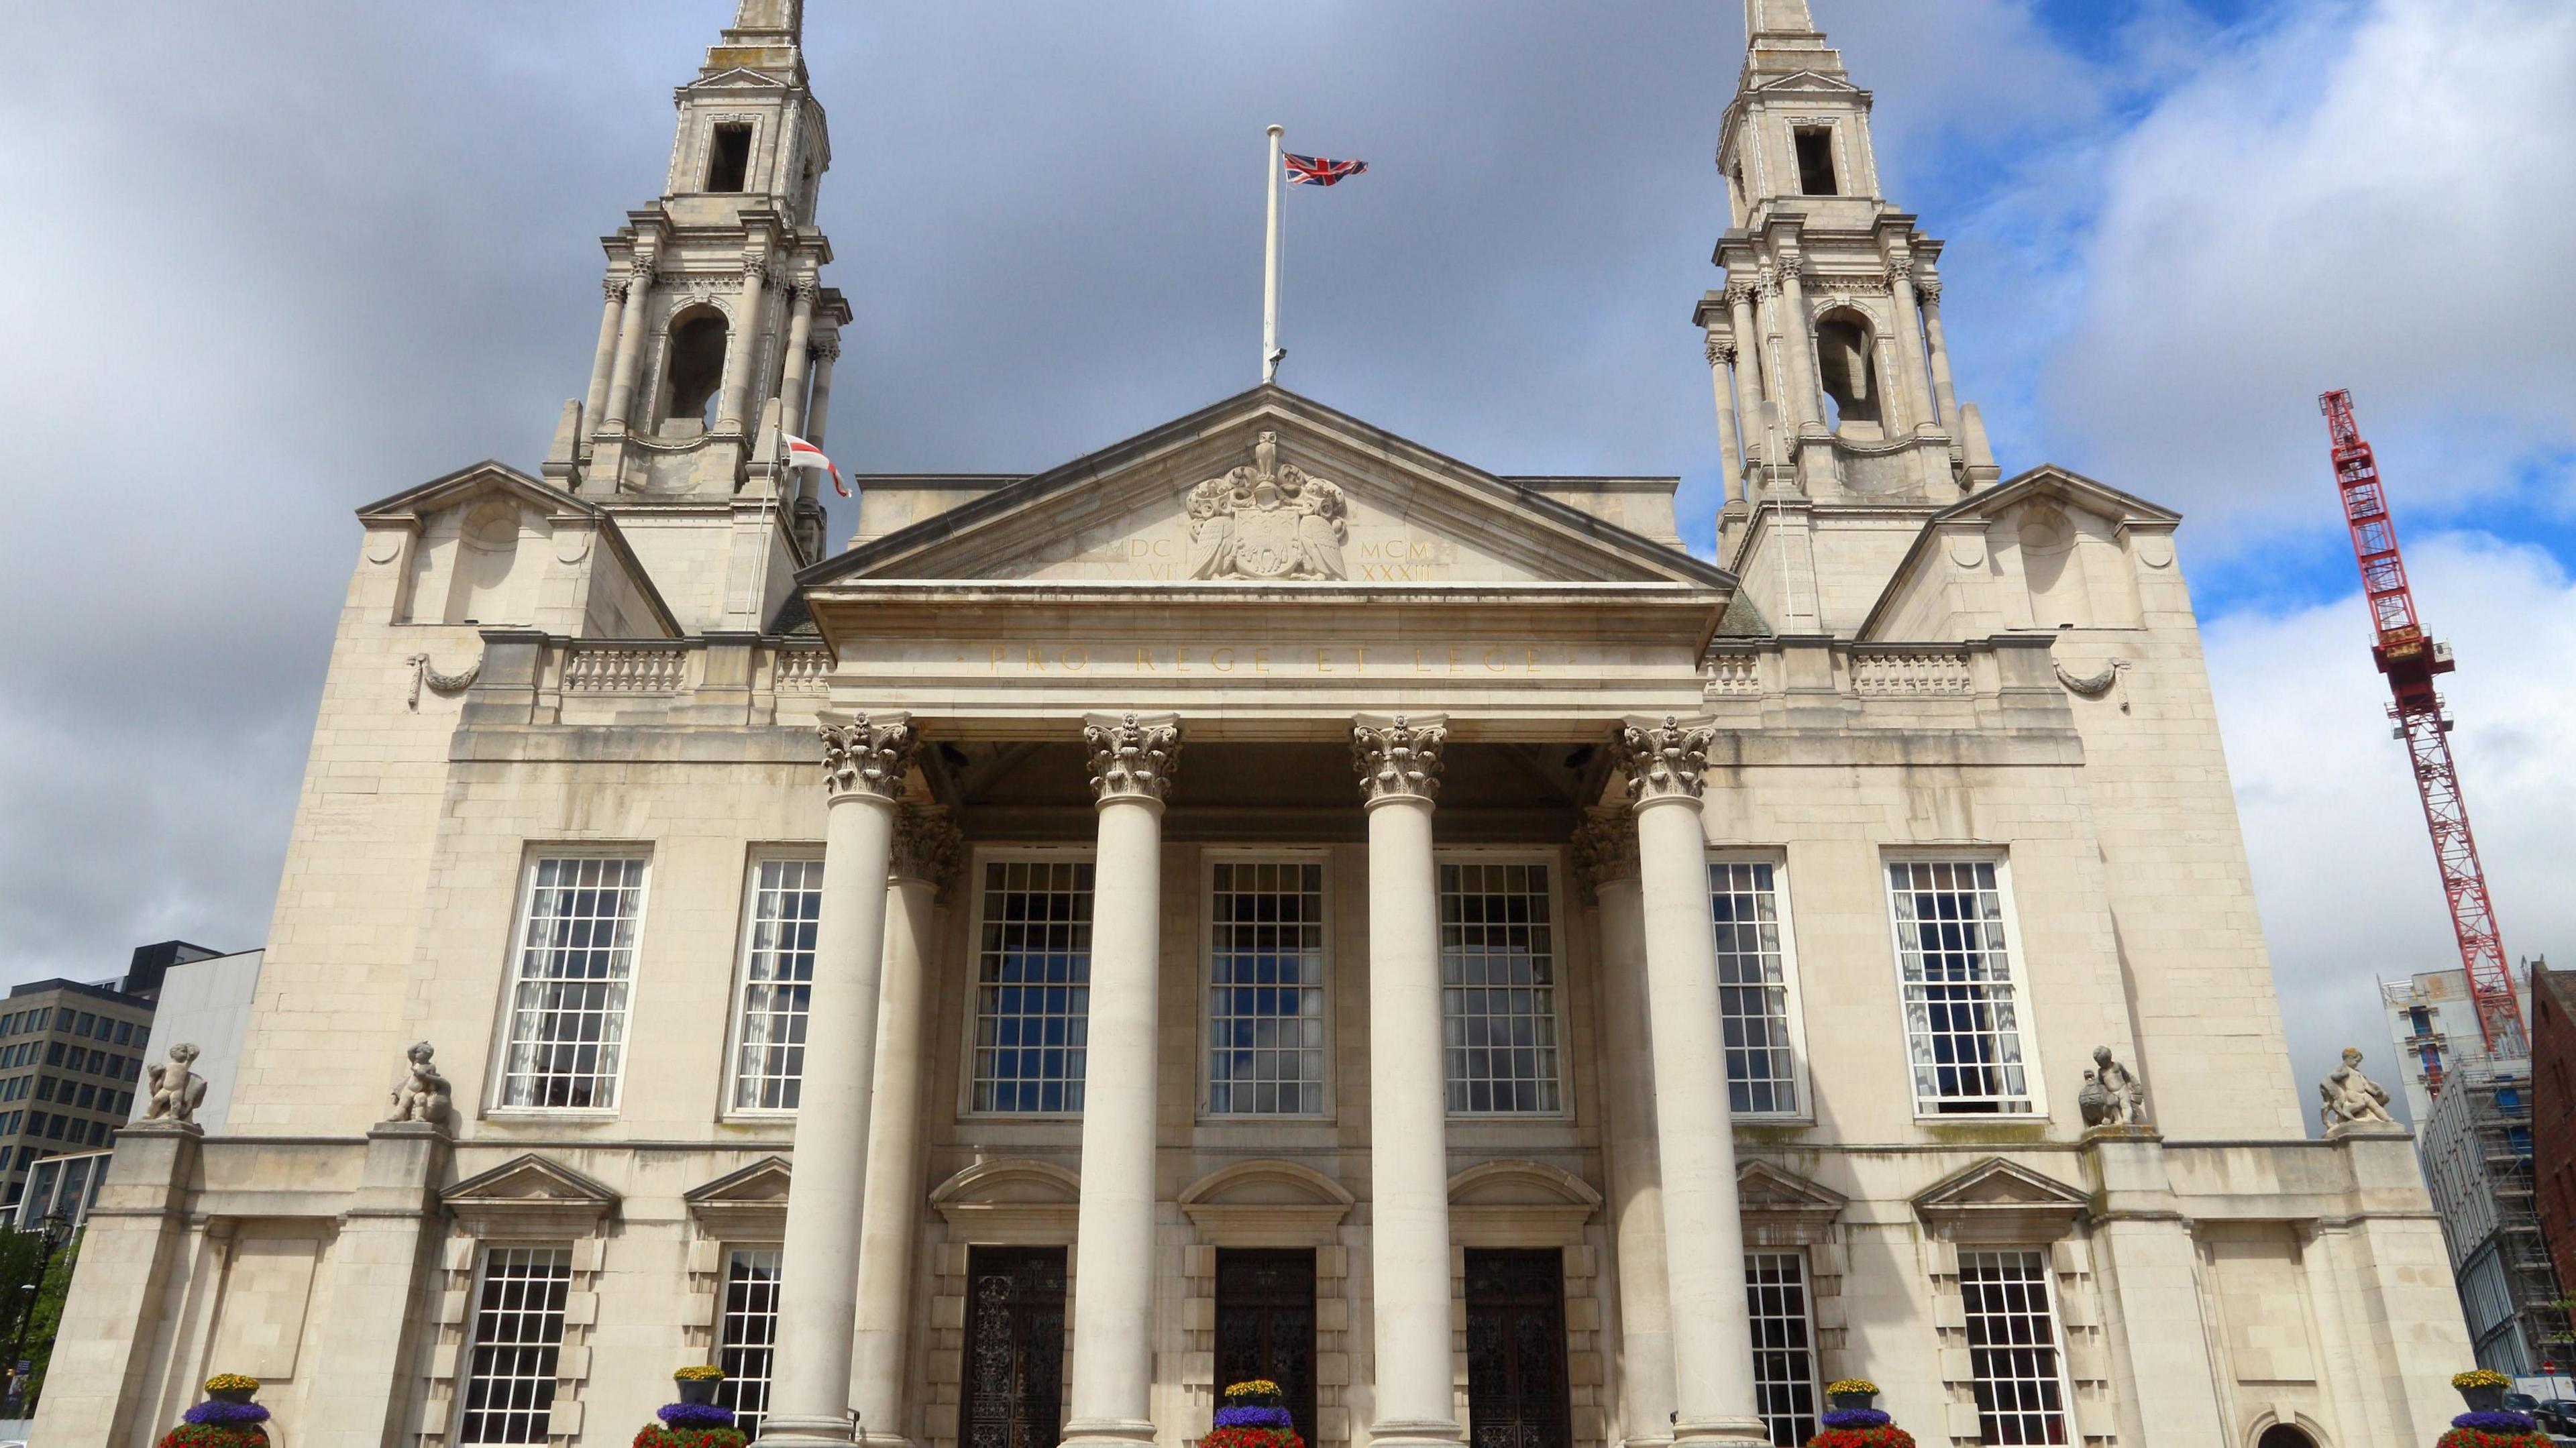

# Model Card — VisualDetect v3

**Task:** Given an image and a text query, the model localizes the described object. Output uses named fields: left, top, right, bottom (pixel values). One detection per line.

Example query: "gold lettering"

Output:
left=1484, top=649, right=1507, bottom=674
left=1212, top=647, right=1236, bottom=672
left=1136, top=647, right=1156, bottom=671
left=1527, top=648, right=1542, bottom=674
left=1315, top=647, right=1332, bottom=673
left=1413, top=648, right=1432, bottom=674
left=1354, top=645, right=1366, bottom=671
left=1174, top=647, right=1192, bottom=673
left=1252, top=647, right=1271, bottom=673
left=989, top=645, right=1005, bottom=673
left=1448, top=647, right=1463, bottom=673
left=1025, top=646, right=1046, bottom=671
left=1060, top=647, right=1089, bottom=671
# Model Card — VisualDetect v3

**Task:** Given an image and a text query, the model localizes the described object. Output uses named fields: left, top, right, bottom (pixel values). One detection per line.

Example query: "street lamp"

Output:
left=2, top=1212, right=74, bottom=1416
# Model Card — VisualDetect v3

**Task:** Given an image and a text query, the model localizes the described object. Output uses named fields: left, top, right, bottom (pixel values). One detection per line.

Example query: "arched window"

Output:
left=659, top=307, right=728, bottom=433
left=2256, top=1425, right=2318, bottom=1448
left=1815, top=311, right=1880, bottom=429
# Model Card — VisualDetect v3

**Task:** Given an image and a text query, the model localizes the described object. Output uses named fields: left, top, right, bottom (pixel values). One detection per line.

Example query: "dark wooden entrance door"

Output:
left=1214, top=1248, right=1318, bottom=1447
left=1463, top=1249, right=1573, bottom=1448
left=957, top=1247, right=1067, bottom=1448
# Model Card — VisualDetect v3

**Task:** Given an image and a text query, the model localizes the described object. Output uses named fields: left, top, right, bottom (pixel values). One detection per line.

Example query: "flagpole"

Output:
left=1263, top=123, right=1283, bottom=385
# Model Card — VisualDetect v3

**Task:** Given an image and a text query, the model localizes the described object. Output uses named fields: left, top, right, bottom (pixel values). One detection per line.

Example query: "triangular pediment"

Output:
left=1752, top=70, right=1862, bottom=95
left=445, top=1152, right=620, bottom=1208
left=684, top=67, right=794, bottom=92
left=684, top=1156, right=792, bottom=1237
left=1737, top=1160, right=1848, bottom=1214
left=356, top=460, right=596, bottom=526
left=1943, top=464, right=2180, bottom=529
left=1912, top=1157, right=2090, bottom=1242
left=803, top=386, right=1730, bottom=590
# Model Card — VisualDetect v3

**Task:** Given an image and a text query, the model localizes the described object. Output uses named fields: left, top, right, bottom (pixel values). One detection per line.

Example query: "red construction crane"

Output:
left=2319, top=389, right=2524, bottom=1059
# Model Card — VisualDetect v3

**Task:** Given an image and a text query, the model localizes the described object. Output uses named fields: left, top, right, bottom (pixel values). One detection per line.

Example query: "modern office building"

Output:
left=0, top=980, right=155, bottom=1205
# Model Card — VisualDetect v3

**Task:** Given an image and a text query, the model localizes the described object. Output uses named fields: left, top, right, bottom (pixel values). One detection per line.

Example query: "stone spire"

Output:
left=1695, top=0, right=1996, bottom=635
left=708, top=0, right=806, bottom=80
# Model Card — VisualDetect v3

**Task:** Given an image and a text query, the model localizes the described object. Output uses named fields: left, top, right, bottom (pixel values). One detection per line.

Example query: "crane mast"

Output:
left=2319, top=389, right=2524, bottom=1059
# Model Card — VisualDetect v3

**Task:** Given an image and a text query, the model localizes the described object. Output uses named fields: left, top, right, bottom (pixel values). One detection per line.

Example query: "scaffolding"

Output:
left=2420, top=1060, right=2571, bottom=1371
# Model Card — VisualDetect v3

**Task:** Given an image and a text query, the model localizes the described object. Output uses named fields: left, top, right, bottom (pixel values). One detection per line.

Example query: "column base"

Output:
left=1365, top=1417, right=1465, bottom=1448
left=855, top=1432, right=919, bottom=1448
left=753, top=1413, right=859, bottom=1448
left=1059, top=1418, right=1157, bottom=1448
left=1671, top=1416, right=1770, bottom=1447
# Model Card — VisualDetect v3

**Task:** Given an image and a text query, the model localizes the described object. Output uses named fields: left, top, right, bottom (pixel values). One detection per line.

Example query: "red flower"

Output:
left=1805, top=1427, right=1917, bottom=1448
left=156, top=1427, right=270, bottom=1448
left=2435, top=1431, right=2551, bottom=1448
left=634, top=1427, right=749, bottom=1448
left=1201, top=1425, right=1305, bottom=1448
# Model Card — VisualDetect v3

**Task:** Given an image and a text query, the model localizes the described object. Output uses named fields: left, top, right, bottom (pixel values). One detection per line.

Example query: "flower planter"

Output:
left=1827, top=1391, right=1876, bottom=1412
left=676, top=1378, right=720, bottom=1406
left=209, top=1388, right=258, bottom=1405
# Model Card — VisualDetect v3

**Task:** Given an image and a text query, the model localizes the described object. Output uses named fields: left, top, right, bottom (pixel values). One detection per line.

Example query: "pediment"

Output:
left=1448, top=1159, right=1601, bottom=1247
left=684, top=67, right=794, bottom=92
left=1946, top=464, right=2180, bottom=530
left=1179, top=1160, right=1355, bottom=1245
left=1912, top=1157, right=2090, bottom=1243
left=1858, top=461, right=2179, bottom=641
left=684, top=1156, right=792, bottom=1238
left=357, top=460, right=598, bottom=526
left=1739, top=1160, right=1845, bottom=1248
left=443, top=1153, right=620, bottom=1237
left=1752, top=70, right=1862, bottom=95
left=805, top=386, right=1729, bottom=590
left=929, top=1156, right=1081, bottom=1239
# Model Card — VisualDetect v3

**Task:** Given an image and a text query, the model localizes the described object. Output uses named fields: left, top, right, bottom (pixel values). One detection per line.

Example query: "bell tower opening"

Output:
left=659, top=307, right=729, bottom=435
left=1815, top=311, right=1880, bottom=429
left=706, top=123, right=754, bottom=193
left=1794, top=126, right=1839, bottom=196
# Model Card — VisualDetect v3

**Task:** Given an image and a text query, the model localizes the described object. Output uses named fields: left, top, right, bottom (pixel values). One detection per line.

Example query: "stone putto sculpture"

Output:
left=384, top=1041, right=453, bottom=1126
left=2318, top=1046, right=2398, bottom=1130
left=2078, top=1045, right=2147, bottom=1128
left=144, top=1042, right=210, bottom=1124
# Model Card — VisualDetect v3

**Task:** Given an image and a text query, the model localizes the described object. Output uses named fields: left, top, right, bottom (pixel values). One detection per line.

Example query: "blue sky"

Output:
left=0, top=0, right=2567, bottom=1115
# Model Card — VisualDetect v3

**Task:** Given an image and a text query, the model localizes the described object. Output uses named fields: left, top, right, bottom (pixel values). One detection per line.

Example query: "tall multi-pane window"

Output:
left=1746, top=1253, right=1819, bottom=1445
left=1206, top=860, right=1328, bottom=1115
left=1885, top=860, right=2032, bottom=1114
left=1959, top=1251, right=2071, bottom=1445
left=458, top=1246, right=573, bottom=1445
left=1711, top=860, right=1801, bottom=1115
left=732, top=858, right=824, bottom=1111
left=716, top=1249, right=783, bottom=1437
left=498, top=857, right=649, bottom=1109
left=972, top=858, right=1095, bottom=1113
left=1440, top=860, right=1562, bottom=1115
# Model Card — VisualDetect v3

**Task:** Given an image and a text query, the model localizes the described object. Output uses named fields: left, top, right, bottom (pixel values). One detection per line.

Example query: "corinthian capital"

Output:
left=1570, top=807, right=1641, bottom=901
left=1705, top=331, right=1738, bottom=368
left=1755, top=268, right=1784, bottom=300
left=1915, top=278, right=1942, bottom=307
left=741, top=249, right=771, bottom=284
left=603, top=274, right=630, bottom=302
left=792, top=275, right=819, bottom=306
left=1083, top=712, right=1181, bottom=805
left=1611, top=715, right=1719, bottom=804
left=1725, top=279, right=1760, bottom=309
left=891, top=803, right=964, bottom=894
left=1352, top=713, right=1447, bottom=805
left=810, top=335, right=842, bottom=362
left=818, top=712, right=916, bottom=802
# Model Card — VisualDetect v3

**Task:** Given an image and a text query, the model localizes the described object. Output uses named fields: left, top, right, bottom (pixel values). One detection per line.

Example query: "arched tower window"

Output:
left=2255, top=1425, right=2318, bottom=1448
left=659, top=307, right=729, bottom=433
left=1815, top=310, right=1880, bottom=429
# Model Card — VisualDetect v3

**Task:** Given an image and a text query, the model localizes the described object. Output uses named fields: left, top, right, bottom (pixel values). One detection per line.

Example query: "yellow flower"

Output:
left=674, top=1365, right=728, bottom=1381
left=204, top=1374, right=262, bottom=1393
left=1225, top=1380, right=1283, bottom=1398
left=1825, top=1379, right=1880, bottom=1396
left=2452, top=1368, right=2512, bottom=1389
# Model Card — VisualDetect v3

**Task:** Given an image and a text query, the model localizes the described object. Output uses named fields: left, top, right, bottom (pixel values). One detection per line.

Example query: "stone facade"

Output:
left=40, top=5, right=2475, bottom=1448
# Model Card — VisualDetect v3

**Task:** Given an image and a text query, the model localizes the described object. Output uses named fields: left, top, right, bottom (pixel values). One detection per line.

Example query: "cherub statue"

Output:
left=2318, top=1046, right=2397, bottom=1130
left=144, top=1042, right=209, bottom=1124
left=384, top=1040, right=453, bottom=1126
left=2082, top=1045, right=2147, bottom=1127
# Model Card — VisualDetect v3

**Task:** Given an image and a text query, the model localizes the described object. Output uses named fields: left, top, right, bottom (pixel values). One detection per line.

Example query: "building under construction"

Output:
left=2385, top=960, right=2572, bottom=1372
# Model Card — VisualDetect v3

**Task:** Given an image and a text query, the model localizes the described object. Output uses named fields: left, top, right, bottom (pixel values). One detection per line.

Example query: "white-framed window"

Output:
left=1204, top=855, right=1330, bottom=1117
left=1711, top=857, right=1809, bottom=1117
left=1884, top=858, right=2035, bottom=1115
left=496, top=856, right=649, bottom=1111
left=1439, top=856, right=1564, bottom=1115
left=1746, top=1251, right=1819, bottom=1447
left=1958, top=1250, right=2073, bottom=1445
left=729, top=855, right=824, bottom=1113
left=969, top=854, right=1095, bottom=1115
left=458, top=1245, right=573, bottom=1445
left=716, top=1247, right=784, bottom=1437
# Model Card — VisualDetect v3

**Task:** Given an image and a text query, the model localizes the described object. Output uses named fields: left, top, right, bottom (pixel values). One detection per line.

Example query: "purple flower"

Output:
left=1819, top=1408, right=1892, bottom=1431
left=1214, top=1406, right=1295, bottom=1430
left=184, top=1402, right=274, bottom=1426
left=659, top=1403, right=739, bottom=1429
left=2451, top=1410, right=2538, bottom=1433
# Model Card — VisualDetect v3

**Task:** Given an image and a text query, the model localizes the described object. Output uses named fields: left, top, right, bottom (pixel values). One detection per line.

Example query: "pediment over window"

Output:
left=443, top=1153, right=621, bottom=1238
left=805, top=386, right=1728, bottom=591
left=1179, top=1160, right=1356, bottom=1245
left=1738, top=1159, right=1847, bottom=1248
left=684, top=1156, right=792, bottom=1239
left=929, top=1156, right=1081, bottom=1241
left=1911, top=1157, right=2090, bottom=1243
left=1448, top=1159, right=1603, bottom=1247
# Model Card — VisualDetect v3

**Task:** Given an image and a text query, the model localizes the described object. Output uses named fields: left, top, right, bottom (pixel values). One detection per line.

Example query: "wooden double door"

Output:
left=1214, top=1248, right=1319, bottom=1447
left=1464, top=1249, right=1574, bottom=1448
left=957, top=1247, right=1067, bottom=1448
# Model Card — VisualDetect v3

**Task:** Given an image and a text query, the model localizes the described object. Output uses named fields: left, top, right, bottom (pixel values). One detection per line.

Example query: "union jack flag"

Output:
left=1284, top=152, right=1368, bottom=186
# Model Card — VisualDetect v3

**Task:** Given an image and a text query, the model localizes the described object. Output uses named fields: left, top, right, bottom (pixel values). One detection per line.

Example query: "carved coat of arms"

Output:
left=1184, top=431, right=1347, bottom=580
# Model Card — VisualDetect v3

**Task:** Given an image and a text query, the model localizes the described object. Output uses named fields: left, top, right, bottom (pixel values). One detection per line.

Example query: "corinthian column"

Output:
left=1608, top=717, right=1766, bottom=1448
left=1918, top=275, right=1959, bottom=427
left=1703, top=330, right=1746, bottom=499
left=1884, top=256, right=1939, bottom=433
left=1575, top=808, right=1674, bottom=1448
left=717, top=247, right=773, bottom=435
left=851, top=803, right=961, bottom=1448
left=1352, top=714, right=1464, bottom=1448
left=758, top=714, right=918, bottom=1448
left=582, top=274, right=628, bottom=436
left=1770, top=256, right=1825, bottom=439
left=780, top=278, right=819, bottom=438
left=1061, top=712, right=1181, bottom=1448
left=602, top=257, right=656, bottom=433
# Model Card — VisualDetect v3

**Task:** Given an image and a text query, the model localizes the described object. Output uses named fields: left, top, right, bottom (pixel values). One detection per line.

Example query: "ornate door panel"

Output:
left=957, top=1247, right=1067, bottom=1448
left=1464, top=1249, right=1572, bottom=1448
left=1214, top=1248, right=1318, bottom=1446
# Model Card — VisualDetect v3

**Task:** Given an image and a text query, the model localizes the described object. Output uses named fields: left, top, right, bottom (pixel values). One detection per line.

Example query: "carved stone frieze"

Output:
left=1183, top=431, right=1348, bottom=580
left=1612, top=714, right=1720, bottom=803
left=891, top=803, right=965, bottom=893
left=818, top=712, right=917, bottom=802
left=1570, top=808, right=1642, bottom=901
left=1084, top=712, right=1181, bottom=804
left=1352, top=714, right=1447, bottom=805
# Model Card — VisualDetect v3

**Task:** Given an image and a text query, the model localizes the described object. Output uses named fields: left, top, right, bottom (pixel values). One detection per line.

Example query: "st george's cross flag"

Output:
left=1283, top=152, right=1368, bottom=186
left=780, top=432, right=845, bottom=496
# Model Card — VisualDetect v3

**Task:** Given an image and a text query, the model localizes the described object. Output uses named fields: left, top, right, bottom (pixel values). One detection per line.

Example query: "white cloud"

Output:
left=2033, top=0, right=2576, bottom=547
left=2206, top=532, right=2576, bottom=1120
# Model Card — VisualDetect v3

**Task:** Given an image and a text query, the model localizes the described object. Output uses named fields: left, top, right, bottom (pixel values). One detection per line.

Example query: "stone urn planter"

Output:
left=2455, top=1370, right=2512, bottom=1415
left=1825, top=1380, right=1880, bottom=1413
left=676, top=1375, right=722, bottom=1406
left=205, top=1374, right=262, bottom=1406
